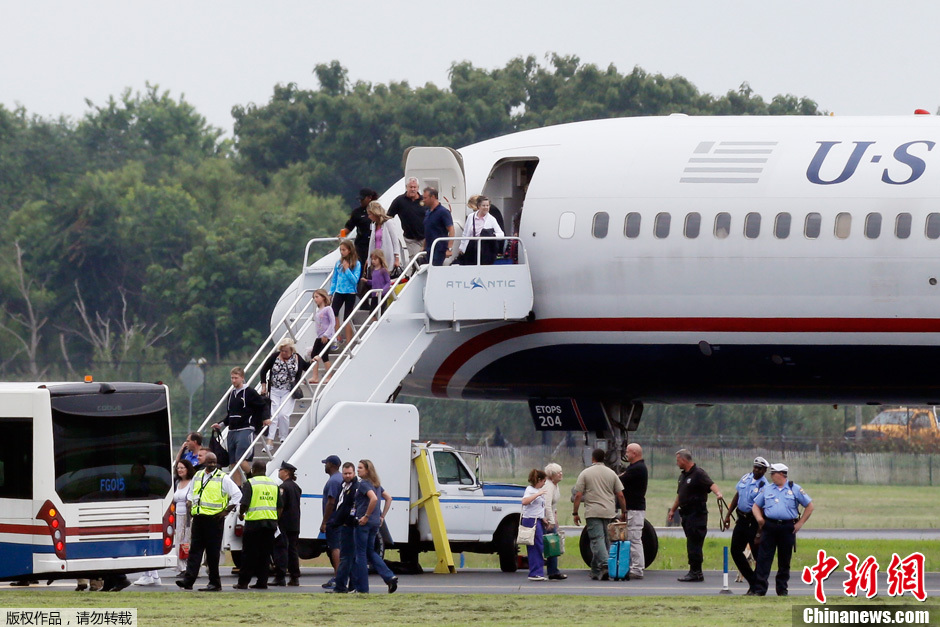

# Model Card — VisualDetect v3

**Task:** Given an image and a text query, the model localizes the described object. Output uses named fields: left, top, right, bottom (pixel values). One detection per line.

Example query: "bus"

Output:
left=0, top=381, right=176, bottom=581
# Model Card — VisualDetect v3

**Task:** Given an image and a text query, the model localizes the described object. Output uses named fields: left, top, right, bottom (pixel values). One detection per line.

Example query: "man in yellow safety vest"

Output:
left=233, top=460, right=282, bottom=589
left=176, top=452, right=241, bottom=591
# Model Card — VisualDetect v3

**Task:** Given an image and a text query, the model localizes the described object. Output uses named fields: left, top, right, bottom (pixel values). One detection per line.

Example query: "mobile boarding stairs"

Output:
left=195, top=234, right=533, bottom=499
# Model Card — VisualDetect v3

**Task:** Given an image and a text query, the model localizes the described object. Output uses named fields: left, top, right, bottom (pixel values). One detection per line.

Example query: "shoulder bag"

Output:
left=515, top=522, right=536, bottom=546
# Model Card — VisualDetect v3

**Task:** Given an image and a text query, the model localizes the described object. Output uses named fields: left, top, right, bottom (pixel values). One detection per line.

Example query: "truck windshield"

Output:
left=50, top=388, right=172, bottom=503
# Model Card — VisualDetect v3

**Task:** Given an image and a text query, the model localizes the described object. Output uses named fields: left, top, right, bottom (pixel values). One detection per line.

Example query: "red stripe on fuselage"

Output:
left=430, top=317, right=940, bottom=396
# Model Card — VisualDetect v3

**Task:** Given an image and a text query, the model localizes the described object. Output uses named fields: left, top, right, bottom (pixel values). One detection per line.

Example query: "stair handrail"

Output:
left=429, top=235, right=527, bottom=265
left=303, top=237, right=341, bottom=270
left=195, top=287, right=320, bottom=435
left=229, top=252, right=430, bottom=477
left=306, top=252, right=428, bottom=405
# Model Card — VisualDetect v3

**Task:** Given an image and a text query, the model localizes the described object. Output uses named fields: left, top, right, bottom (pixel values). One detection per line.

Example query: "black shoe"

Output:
left=249, top=583, right=268, bottom=589
left=270, top=579, right=286, bottom=587
left=198, top=584, right=222, bottom=592
left=744, top=590, right=758, bottom=596
left=325, top=588, right=347, bottom=593
left=288, top=578, right=300, bottom=587
left=548, top=573, right=567, bottom=580
left=387, top=576, right=398, bottom=594
left=233, top=583, right=249, bottom=590
left=111, top=578, right=131, bottom=592
left=677, top=572, right=704, bottom=582
left=175, top=579, right=194, bottom=590
left=777, top=591, right=788, bottom=597
left=75, top=583, right=88, bottom=592
left=600, top=572, right=610, bottom=581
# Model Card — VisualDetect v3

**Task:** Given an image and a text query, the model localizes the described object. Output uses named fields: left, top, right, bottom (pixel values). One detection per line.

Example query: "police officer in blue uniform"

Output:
left=723, top=456, right=769, bottom=594
left=750, top=463, right=814, bottom=596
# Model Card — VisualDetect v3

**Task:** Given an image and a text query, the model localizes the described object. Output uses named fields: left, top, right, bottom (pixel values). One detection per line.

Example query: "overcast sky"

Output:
left=2, top=1, right=938, bottom=137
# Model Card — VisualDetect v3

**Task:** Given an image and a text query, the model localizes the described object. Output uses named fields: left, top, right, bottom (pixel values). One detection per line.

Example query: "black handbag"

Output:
left=209, top=429, right=230, bottom=467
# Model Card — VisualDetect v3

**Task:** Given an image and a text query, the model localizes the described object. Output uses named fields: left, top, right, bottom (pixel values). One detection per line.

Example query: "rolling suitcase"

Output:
left=607, top=540, right=631, bottom=581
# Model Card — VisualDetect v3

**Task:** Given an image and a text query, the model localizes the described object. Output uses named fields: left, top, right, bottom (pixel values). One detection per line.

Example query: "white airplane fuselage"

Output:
left=332, top=115, right=940, bottom=405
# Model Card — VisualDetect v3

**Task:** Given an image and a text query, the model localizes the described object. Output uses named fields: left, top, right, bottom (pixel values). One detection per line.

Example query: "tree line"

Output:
left=0, top=53, right=824, bottom=438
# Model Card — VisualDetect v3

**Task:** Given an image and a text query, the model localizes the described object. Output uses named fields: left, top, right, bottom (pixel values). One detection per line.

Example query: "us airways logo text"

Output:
left=807, top=140, right=935, bottom=185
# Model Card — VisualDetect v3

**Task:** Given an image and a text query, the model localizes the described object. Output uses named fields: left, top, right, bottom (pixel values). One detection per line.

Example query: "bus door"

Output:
left=0, top=416, right=36, bottom=579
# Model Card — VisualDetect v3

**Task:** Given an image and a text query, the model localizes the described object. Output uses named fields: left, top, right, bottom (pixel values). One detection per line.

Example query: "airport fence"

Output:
left=465, top=444, right=940, bottom=487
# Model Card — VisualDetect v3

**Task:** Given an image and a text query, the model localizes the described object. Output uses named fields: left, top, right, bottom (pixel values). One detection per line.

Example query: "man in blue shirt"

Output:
left=751, top=463, right=815, bottom=596
left=422, top=187, right=455, bottom=266
left=319, top=455, right=345, bottom=589
left=723, top=456, right=769, bottom=594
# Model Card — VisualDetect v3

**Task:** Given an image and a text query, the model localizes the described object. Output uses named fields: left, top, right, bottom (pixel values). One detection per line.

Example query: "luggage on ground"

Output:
left=608, top=540, right=631, bottom=581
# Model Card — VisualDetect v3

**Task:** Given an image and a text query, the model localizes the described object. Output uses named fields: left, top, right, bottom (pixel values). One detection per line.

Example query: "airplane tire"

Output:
left=578, top=519, right=658, bottom=568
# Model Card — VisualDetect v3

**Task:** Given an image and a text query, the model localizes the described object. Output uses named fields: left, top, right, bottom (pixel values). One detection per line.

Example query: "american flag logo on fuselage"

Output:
left=680, top=141, right=777, bottom=184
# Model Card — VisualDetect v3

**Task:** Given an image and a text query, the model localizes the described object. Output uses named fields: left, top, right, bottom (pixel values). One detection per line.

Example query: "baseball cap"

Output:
left=770, top=463, right=789, bottom=474
left=322, top=455, right=342, bottom=467
left=753, top=456, right=770, bottom=468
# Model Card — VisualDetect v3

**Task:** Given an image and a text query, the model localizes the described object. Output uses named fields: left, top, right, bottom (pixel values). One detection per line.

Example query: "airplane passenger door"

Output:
left=403, top=147, right=467, bottom=221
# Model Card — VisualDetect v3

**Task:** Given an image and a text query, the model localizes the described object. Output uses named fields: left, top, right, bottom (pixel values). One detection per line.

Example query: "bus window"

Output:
left=654, top=213, right=671, bottom=239
left=684, top=212, right=701, bottom=239
left=624, top=212, right=641, bottom=238
left=714, top=212, right=731, bottom=239
left=592, top=212, right=609, bottom=238
left=896, top=213, right=912, bottom=239
left=774, top=213, right=791, bottom=239
left=864, top=213, right=882, bottom=239
left=51, top=389, right=172, bottom=503
left=805, top=213, right=822, bottom=239
left=744, top=212, right=761, bottom=239
left=0, top=418, right=32, bottom=499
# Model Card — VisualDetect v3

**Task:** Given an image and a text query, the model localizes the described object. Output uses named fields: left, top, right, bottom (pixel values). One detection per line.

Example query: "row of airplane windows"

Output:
left=560, top=211, right=940, bottom=241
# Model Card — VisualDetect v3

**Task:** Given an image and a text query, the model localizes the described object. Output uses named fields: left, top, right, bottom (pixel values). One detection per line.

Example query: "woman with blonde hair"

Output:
left=367, top=201, right=403, bottom=271
left=259, top=337, right=311, bottom=447
left=309, top=289, right=335, bottom=384
left=351, top=459, right=398, bottom=593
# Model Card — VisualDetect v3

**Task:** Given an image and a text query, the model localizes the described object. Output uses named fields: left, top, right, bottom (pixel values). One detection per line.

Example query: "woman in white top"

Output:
left=520, top=468, right=548, bottom=581
left=367, top=201, right=403, bottom=271
left=542, top=463, right=567, bottom=580
left=459, top=195, right=504, bottom=264
left=135, top=459, right=194, bottom=583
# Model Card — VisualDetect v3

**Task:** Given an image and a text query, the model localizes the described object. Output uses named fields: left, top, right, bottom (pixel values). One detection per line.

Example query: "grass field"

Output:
left=493, top=478, right=940, bottom=529
left=0, top=591, right=932, bottom=626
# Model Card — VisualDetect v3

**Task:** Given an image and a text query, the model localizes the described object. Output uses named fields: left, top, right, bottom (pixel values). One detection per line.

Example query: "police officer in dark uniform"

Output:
left=751, top=463, right=814, bottom=596
left=272, top=461, right=302, bottom=586
left=723, top=456, right=769, bottom=593
left=233, top=460, right=281, bottom=590
left=667, top=448, right=723, bottom=582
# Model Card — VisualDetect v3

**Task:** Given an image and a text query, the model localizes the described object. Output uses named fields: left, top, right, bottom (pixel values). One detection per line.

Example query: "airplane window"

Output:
left=684, top=213, right=701, bottom=239
left=744, top=213, right=761, bottom=239
left=654, top=213, right=671, bottom=239
left=926, top=213, right=940, bottom=240
left=592, top=212, right=609, bottom=238
left=774, top=213, right=791, bottom=239
left=804, top=213, right=822, bottom=239
left=714, top=212, right=731, bottom=239
left=895, top=213, right=912, bottom=239
left=864, top=213, right=882, bottom=239
left=558, top=212, right=576, bottom=239
left=834, top=213, right=851, bottom=239
left=624, top=212, right=641, bottom=238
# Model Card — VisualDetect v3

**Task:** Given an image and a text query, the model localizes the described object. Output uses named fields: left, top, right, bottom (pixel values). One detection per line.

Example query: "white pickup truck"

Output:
left=224, top=403, right=526, bottom=572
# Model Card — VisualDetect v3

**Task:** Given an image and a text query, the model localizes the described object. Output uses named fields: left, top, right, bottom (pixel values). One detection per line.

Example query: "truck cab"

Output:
left=844, top=406, right=940, bottom=443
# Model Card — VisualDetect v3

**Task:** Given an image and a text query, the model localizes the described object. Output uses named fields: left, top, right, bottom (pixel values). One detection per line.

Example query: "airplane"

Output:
left=274, top=112, right=940, bottom=451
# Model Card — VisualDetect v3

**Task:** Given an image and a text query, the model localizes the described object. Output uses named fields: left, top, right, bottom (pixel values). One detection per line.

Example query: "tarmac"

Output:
left=8, top=566, right=939, bottom=599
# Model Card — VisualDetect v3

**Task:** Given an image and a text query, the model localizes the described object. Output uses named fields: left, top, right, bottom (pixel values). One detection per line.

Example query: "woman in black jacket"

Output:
left=259, top=338, right=311, bottom=448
